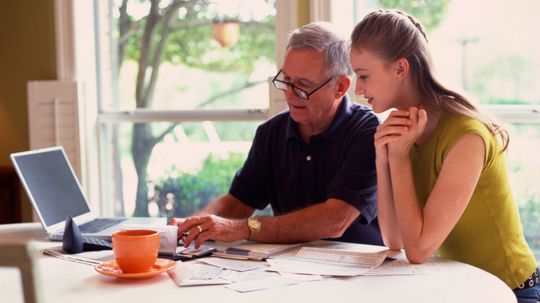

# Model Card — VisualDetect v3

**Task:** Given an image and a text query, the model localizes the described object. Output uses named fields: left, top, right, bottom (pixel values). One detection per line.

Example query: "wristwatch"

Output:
left=247, top=217, right=262, bottom=241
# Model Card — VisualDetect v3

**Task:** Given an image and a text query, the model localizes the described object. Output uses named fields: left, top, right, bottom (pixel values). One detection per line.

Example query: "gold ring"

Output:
left=197, top=225, right=203, bottom=233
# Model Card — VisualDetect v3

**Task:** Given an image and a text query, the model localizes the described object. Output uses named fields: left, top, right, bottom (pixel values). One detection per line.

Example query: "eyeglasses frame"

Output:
left=271, top=69, right=335, bottom=100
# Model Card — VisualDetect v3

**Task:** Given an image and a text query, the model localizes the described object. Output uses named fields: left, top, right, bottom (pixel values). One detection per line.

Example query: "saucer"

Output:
left=95, top=258, right=176, bottom=279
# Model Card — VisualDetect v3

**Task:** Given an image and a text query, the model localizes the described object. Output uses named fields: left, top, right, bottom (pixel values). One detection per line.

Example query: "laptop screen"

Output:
left=11, top=148, right=91, bottom=227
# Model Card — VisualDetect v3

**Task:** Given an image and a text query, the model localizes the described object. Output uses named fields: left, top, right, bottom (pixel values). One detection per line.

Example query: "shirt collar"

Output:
left=285, top=95, right=354, bottom=142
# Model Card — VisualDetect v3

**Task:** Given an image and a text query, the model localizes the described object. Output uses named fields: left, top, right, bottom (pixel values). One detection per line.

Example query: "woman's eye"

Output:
left=358, top=75, right=368, bottom=81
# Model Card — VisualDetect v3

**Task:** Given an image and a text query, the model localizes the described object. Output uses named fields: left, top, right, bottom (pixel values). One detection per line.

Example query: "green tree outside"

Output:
left=152, top=153, right=245, bottom=217
left=114, top=0, right=275, bottom=217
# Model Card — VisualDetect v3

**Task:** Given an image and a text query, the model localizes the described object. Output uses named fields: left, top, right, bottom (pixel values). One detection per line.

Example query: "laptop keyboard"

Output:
left=82, top=236, right=113, bottom=250
left=79, top=218, right=127, bottom=233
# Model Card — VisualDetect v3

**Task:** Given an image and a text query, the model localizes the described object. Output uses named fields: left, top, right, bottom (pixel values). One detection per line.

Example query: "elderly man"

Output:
left=170, top=22, right=382, bottom=247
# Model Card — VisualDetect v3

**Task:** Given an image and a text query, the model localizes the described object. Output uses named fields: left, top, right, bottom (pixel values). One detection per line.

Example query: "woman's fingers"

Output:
left=388, top=109, right=410, bottom=118
left=377, top=134, right=404, bottom=146
left=408, top=107, right=418, bottom=126
left=375, top=125, right=409, bottom=140
left=417, top=108, right=428, bottom=131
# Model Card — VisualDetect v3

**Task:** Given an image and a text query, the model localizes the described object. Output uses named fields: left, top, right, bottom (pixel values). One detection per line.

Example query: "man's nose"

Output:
left=284, top=84, right=297, bottom=99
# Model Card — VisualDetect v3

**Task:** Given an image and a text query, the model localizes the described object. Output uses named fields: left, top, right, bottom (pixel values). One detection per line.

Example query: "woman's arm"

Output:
left=376, top=156, right=402, bottom=250
left=374, top=119, right=406, bottom=249
left=387, top=109, right=485, bottom=263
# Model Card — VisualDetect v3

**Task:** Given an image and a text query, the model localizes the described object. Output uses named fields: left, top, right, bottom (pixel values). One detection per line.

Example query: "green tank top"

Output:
left=410, top=113, right=536, bottom=288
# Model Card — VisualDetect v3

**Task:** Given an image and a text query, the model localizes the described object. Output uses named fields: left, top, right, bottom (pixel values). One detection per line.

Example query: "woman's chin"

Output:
left=371, top=104, right=387, bottom=114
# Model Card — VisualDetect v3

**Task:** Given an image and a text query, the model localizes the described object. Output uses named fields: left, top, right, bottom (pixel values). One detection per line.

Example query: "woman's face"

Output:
left=350, top=48, right=401, bottom=113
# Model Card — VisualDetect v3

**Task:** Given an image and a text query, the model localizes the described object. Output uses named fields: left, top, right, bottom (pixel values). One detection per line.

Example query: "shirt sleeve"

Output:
left=229, top=125, right=271, bottom=210
left=327, top=113, right=379, bottom=224
left=439, top=116, right=498, bottom=172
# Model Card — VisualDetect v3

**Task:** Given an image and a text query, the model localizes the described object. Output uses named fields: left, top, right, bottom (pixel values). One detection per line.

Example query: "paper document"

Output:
left=212, top=241, right=304, bottom=261
left=294, top=247, right=388, bottom=266
left=365, top=259, right=442, bottom=275
left=216, top=267, right=278, bottom=283
left=168, top=261, right=277, bottom=287
left=266, top=247, right=387, bottom=276
left=43, top=246, right=114, bottom=266
left=225, top=273, right=322, bottom=293
left=168, top=262, right=230, bottom=286
left=198, top=257, right=268, bottom=272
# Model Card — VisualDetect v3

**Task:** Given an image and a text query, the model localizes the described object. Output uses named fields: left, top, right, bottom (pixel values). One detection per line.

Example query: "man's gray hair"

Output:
left=287, top=22, right=352, bottom=77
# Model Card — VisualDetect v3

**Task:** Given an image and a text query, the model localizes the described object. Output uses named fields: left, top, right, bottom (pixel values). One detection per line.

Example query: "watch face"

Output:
left=249, top=219, right=261, bottom=230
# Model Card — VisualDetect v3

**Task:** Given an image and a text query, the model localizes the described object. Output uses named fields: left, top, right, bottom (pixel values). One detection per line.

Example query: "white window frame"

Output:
left=46, top=0, right=540, bottom=219
left=52, top=0, right=101, bottom=213
left=53, top=0, right=298, bottom=216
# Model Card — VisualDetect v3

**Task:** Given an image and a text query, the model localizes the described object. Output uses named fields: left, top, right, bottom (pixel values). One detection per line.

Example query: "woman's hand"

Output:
left=374, top=109, right=413, bottom=163
left=387, top=107, right=427, bottom=158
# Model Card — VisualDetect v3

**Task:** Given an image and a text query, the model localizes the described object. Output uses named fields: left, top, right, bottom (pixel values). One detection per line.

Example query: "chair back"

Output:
left=0, top=240, right=41, bottom=303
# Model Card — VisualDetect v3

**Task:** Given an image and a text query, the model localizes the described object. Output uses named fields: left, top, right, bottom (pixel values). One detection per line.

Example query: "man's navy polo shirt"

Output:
left=229, top=95, right=383, bottom=245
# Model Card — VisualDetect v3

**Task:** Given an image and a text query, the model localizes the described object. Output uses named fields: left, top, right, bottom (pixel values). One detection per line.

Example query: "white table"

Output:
left=0, top=223, right=517, bottom=303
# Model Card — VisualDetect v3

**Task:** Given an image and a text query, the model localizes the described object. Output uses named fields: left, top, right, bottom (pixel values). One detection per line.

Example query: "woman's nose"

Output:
left=355, top=82, right=365, bottom=96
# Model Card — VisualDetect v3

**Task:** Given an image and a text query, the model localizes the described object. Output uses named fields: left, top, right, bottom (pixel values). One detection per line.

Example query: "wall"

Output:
left=297, top=0, right=311, bottom=26
left=0, top=0, right=56, bottom=221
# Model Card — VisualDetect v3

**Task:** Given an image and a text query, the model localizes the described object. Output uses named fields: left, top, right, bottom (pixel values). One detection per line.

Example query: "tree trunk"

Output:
left=125, top=0, right=266, bottom=218
left=131, top=123, right=154, bottom=217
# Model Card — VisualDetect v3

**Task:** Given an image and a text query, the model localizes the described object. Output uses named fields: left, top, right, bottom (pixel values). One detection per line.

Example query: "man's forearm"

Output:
left=196, top=194, right=253, bottom=219
left=250, top=199, right=359, bottom=243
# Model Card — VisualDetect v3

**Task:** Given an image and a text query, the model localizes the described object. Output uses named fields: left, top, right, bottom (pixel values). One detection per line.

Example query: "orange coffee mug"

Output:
left=112, top=229, right=160, bottom=273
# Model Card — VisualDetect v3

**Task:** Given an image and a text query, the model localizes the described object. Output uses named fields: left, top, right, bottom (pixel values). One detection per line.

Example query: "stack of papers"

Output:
left=212, top=241, right=304, bottom=261
left=168, top=259, right=322, bottom=292
left=266, top=247, right=388, bottom=276
left=44, top=239, right=439, bottom=293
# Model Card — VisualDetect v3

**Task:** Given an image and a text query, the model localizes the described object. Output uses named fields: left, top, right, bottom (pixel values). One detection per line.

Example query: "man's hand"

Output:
left=169, top=215, right=250, bottom=248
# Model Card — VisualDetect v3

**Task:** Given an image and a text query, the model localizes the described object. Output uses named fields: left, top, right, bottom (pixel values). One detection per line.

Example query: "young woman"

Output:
left=349, top=10, right=538, bottom=301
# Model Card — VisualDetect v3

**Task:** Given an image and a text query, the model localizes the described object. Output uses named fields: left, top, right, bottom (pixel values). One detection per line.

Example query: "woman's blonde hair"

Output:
left=351, top=10, right=508, bottom=150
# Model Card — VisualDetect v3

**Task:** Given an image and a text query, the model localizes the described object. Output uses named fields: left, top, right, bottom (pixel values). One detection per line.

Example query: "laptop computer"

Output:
left=10, top=146, right=166, bottom=241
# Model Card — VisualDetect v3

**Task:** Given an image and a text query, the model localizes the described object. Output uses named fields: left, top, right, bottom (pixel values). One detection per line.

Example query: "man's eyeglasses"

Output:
left=272, top=69, right=335, bottom=101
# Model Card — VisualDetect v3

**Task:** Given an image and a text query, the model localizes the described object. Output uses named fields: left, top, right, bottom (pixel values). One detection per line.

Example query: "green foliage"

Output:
left=153, top=152, right=246, bottom=217
left=378, top=0, right=451, bottom=31
left=518, top=194, right=540, bottom=259
left=470, top=55, right=535, bottom=105
left=214, top=121, right=258, bottom=141
left=121, top=1, right=275, bottom=73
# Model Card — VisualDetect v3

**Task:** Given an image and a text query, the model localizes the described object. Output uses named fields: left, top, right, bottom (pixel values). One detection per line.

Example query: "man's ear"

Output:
left=335, top=75, right=351, bottom=98
left=395, top=58, right=409, bottom=80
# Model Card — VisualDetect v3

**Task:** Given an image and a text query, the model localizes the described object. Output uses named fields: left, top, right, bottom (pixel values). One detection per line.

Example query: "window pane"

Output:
left=507, top=124, right=540, bottom=259
left=350, top=0, right=540, bottom=105
left=104, top=0, right=276, bottom=111
left=430, top=0, right=540, bottom=105
left=100, top=120, right=262, bottom=218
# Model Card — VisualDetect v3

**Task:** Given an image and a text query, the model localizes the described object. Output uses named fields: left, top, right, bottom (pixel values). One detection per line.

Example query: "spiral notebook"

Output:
left=212, top=241, right=304, bottom=261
